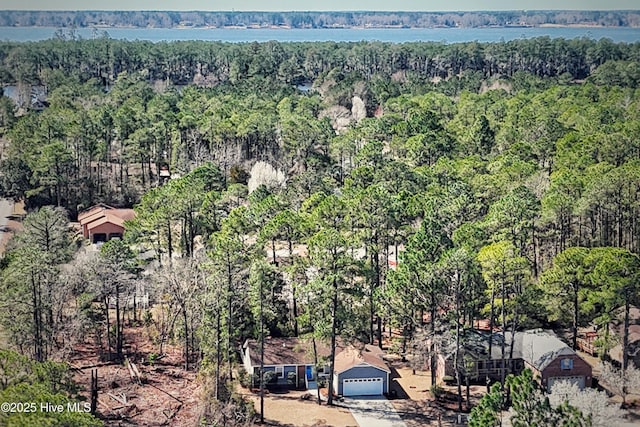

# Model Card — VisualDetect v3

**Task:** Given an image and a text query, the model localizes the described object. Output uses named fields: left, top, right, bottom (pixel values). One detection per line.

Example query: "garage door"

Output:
left=343, top=377, right=383, bottom=396
left=547, top=376, right=585, bottom=392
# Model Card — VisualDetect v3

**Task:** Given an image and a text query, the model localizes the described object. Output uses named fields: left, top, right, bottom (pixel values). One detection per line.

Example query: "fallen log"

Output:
left=70, top=361, right=119, bottom=371
left=146, top=382, right=183, bottom=404
left=107, top=392, right=127, bottom=405
left=130, top=361, right=145, bottom=383
left=125, top=358, right=141, bottom=385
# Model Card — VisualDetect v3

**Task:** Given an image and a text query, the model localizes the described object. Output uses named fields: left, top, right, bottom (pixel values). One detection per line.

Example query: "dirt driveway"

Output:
left=243, top=388, right=358, bottom=426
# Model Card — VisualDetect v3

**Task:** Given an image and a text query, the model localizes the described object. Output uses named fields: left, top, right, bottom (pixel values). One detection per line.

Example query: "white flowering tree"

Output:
left=598, top=361, right=640, bottom=404
left=248, top=161, right=286, bottom=193
left=549, top=379, right=624, bottom=426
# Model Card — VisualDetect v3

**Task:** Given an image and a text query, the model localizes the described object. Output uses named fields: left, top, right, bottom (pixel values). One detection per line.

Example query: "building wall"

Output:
left=539, top=355, right=592, bottom=391
left=335, top=365, right=389, bottom=395
left=250, top=365, right=305, bottom=388
left=242, top=347, right=253, bottom=373
left=88, top=222, right=125, bottom=242
left=242, top=343, right=316, bottom=390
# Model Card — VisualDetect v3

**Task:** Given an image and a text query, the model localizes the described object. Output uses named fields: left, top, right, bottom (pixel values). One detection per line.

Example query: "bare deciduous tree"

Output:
left=153, top=257, right=206, bottom=370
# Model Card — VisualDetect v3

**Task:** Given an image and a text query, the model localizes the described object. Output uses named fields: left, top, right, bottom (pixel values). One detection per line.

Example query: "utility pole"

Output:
left=260, top=276, right=265, bottom=424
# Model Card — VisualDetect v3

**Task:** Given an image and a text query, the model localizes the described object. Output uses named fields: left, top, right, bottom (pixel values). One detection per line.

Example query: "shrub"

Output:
left=147, top=353, right=158, bottom=366
left=263, top=370, right=276, bottom=384
left=229, top=164, right=249, bottom=184
left=287, top=371, right=297, bottom=386
left=143, top=309, right=153, bottom=327
left=431, top=384, right=445, bottom=400
left=237, top=367, right=250, bottom=388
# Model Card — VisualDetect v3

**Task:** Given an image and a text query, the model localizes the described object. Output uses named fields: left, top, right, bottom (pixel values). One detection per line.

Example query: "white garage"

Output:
left=343, top=377, right=384, bottom=396
left=333, top=346, right=391, bottom=397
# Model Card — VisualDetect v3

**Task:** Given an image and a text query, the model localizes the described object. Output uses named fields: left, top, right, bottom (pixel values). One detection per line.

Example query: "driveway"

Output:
left=0, top=198, right=12, bottom=228
left=342, top=396, right=407, bottom=427
left=0, top=198, right=14, bottom=254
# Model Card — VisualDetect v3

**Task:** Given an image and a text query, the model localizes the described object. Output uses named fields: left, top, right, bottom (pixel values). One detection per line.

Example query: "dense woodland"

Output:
left=1, top=10, right=640, bottom=29
left=2, top=37, right=640, bottom=89
left=1, top=36, right=640, bottom=425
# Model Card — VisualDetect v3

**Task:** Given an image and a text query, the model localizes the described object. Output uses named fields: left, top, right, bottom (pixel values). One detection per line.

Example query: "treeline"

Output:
left=1, top=10, right=640, bottom=29
left=2, top=37, right=640, bottom=88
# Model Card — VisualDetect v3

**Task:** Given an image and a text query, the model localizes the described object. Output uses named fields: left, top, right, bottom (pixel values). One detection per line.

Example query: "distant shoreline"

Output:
left=538, top=23, right=617, bottom=28
left=2, top=10, right=639, bottom=31
left=9, top=23, right=637, bottom=30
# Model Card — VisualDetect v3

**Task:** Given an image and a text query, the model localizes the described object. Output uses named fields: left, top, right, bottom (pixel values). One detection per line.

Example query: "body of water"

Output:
left=0, top=26, right=639, bottom=43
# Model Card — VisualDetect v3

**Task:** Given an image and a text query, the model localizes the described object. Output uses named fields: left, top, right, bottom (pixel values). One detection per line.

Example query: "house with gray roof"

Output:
left=517, top=330, right=592, bottom=391
left=332, top=345, right=391, bottom=396
left=438, top=329, right=592, bottom=391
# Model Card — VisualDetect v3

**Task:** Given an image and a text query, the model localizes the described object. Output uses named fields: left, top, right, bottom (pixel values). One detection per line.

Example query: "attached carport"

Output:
left=333, top=346, right=390, bottom=397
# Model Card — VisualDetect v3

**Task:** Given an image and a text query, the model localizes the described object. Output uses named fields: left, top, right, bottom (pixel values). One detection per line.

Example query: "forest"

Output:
left=1, top=10, right=640, bottom=29
left=0, top=35, right=639, bottom=425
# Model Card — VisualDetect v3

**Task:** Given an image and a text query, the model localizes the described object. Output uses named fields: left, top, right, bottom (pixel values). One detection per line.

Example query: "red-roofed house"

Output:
left=78, top=204, right=135, bottom=243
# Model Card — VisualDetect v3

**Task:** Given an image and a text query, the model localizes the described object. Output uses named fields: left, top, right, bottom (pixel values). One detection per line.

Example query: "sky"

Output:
left=1, top=0, right=638, bottom=11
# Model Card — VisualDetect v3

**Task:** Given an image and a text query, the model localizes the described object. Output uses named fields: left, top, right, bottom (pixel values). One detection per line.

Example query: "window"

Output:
left=275, top=366, right=284, bottom=378
left=561, top=359, right=573, bottom=370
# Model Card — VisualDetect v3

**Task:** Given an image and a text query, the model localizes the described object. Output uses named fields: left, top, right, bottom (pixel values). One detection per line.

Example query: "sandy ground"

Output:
left=0, top=198, right=23, bottom=255
left=241, top=388, right=357, bottom=427
left=390, top=366, right=433, bottom=401
left=388, top=364, right=482, bottom=426
left=0, top=198, right=13, bottom=227
left=238, top=360, right=472, bottom=427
